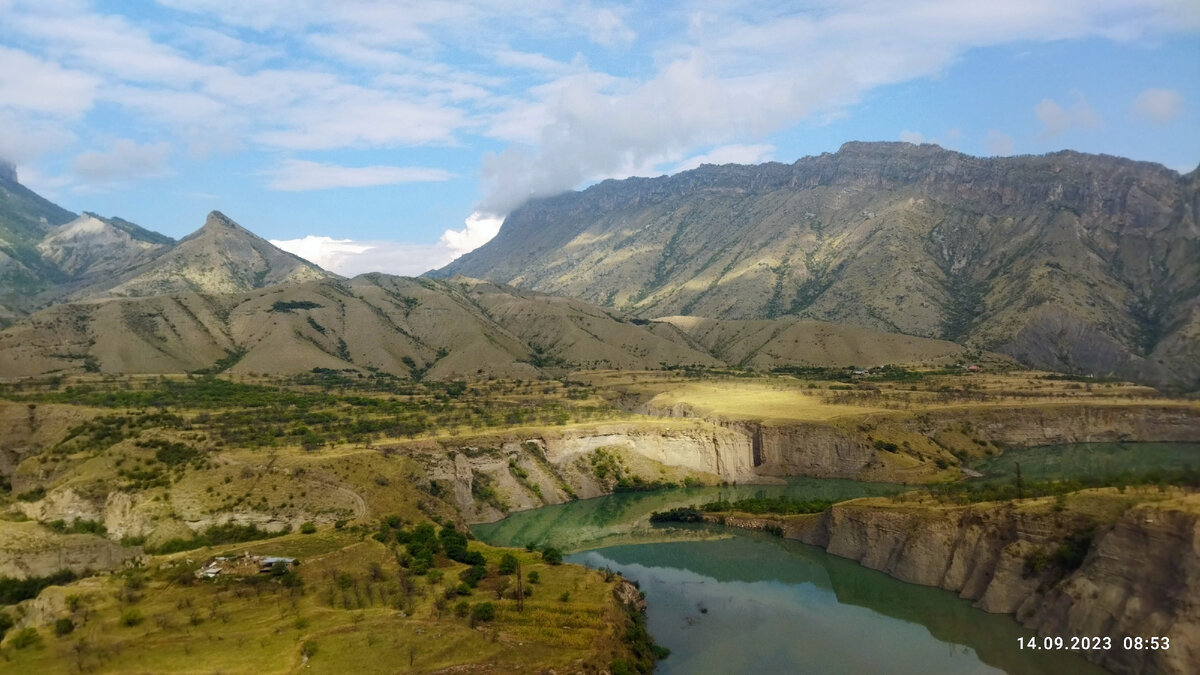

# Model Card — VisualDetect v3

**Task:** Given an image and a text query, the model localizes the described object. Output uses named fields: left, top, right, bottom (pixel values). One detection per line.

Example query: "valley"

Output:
left=0, top=144, right=1196, bottom=674
left=1, top=366, right=1196, bottom=673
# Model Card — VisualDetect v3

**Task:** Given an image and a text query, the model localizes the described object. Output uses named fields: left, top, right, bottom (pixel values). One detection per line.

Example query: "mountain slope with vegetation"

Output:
left=0, top=273, right=993, bottom=380
left=0, top=163, right=77, bottom=323
left=434, top=142, right=1200, bottom=390
left=75, top=211, right=331, bottom=300
left=0, top=174, right=332, bottom=325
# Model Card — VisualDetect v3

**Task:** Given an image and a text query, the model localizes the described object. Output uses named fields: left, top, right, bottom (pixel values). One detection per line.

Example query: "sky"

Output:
left=2, top=1, right=1198, bottom=277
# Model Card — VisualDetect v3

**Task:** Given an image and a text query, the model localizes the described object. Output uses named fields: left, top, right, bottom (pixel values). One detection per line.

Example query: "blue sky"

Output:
left=1, top=1, right=1197, bottom=275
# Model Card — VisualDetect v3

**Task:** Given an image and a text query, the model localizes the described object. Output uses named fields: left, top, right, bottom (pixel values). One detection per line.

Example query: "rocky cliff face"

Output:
left=434, top=142, right=1200, bottom=390
left=639, top=397, right=1200, bottom=482
left=748, top=493, right=1200, bottom=675
left=413, top=422, right=757, bottom=523
left=0, top=521, right=141, bottom=579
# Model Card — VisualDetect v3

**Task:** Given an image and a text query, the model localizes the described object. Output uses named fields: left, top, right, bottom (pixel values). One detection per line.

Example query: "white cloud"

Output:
left=263, top=159, right=453, bottom=191
left=670, top=144, right=775, bottom=173
left=439, top=212, right=503, bottom=258
left=578, top=6, right=635, bottom=47
left=71, top=139, right=171, bottom=184
left=1132, top=88, right=1183, bottom=124
left=1035, top=94, right=1100, bottom=135
left=0, top=111, right=77, bottom=164
left=898, top=130, right=925, bottom=144
left=478, top=0, right=1194, bottom=212
left=983, top=130, right=1015, bottom=156
left=272, top=211, right=503, bottom=276
left=3, top=0, right=1197, bottom=210
left=0, top=45, right=98, bottom=116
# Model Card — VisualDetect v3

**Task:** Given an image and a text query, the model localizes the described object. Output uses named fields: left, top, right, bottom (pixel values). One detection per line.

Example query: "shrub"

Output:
left=454, top=600, right=470, bottom=617
left=0, top=570, right=78, bottom=605
left=459, top=565, right=487, bottom=588
left=470, top=602, right=495, bottom=624
left=541, top=547, right=563, bottom=565
left=9, top=626, right=40, bottom=649
left=54, top=618, right=75, bottom=636
left=120, top=609, right=144, bottom=627
left=300, top=522, right=317, bottom=534
left=498, top=553, right=519, bottom=575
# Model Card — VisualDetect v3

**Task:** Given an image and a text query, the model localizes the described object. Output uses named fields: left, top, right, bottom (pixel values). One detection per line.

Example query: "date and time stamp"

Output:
left=1018, top=636, right=1170, bottom=651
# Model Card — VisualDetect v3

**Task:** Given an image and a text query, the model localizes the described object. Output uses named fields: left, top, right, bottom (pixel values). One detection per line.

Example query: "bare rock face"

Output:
left=434, top=143, right=1200, bottom=390
left=1027, top=501, right=1200, bottom=675
left=791, top=496, right=1200, bottom=675
left=0, top=521, right=141, bottom=579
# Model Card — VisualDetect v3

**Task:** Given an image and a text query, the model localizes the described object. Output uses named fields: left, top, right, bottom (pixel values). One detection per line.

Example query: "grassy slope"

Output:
left=0, top=531, right=633, bottom=673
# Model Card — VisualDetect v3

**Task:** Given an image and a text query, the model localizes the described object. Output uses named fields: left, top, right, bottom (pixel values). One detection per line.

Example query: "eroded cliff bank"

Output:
left=646, top=401, right=1200, bottom=483
left=712, top=490, right=1200, bottom=675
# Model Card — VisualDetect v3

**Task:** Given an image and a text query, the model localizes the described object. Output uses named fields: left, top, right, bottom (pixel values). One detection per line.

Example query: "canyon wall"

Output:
left=718, top=493, right=1200, bottom=675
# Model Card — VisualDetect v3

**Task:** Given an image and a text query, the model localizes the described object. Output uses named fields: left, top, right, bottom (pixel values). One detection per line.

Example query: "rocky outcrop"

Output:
left=641, top=399, right=1200, bottom=482
left=417, top=422, right=757, bottom=523
left=1027, top=501, right=1200, bottom=675
left=0, top=522, right=142, bottom=579
left=722, top=493, right=1200, bottom=675
left=538, top=425, right=756, bottom=482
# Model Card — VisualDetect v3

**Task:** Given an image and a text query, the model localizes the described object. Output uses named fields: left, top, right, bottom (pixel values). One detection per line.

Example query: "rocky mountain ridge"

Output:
left=74, top=210, right=332, bottom=299
left=0, top=168, right=333, bottom=323
left=434, top=142, right=1200, bottom=390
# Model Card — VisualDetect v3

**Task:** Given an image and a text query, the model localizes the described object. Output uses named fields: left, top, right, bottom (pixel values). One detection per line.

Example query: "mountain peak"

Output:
left=82, top=210, right=337, bottom=299
left=203, top=210, right=241, bottom=231
left=0, top=159, right=16, bottom=184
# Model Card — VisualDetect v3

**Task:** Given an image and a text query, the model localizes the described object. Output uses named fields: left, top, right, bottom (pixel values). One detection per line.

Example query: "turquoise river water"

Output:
left=472, top=442, right=1200, bottom=674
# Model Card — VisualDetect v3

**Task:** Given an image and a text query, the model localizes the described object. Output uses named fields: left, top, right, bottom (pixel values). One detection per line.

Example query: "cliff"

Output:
left=717, top=490, right=1200, bottom=675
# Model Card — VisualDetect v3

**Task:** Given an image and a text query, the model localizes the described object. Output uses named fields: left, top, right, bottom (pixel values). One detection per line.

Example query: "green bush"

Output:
left=300, top=522, right=317, bottom=534
left=120, top=609, right=144, bottom=627
left=470, top=602, right=495, bottom=623
left=0, top=570, right=78, bottom=605
left=459, top=565, right=487, bottom=588
left=9, top=627, right=40, bottom=649
left=498, top=553, right=519, bottom=575
left=54, top=618, right=74, bottom=636
left=541, top=547, right=563, bottom=565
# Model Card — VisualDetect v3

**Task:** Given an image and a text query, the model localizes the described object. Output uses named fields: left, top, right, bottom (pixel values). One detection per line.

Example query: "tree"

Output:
left=541, top=547, right=563, bottom=565
left=498, top=553, right=519, bottom=575
left=470, top=602, right=495, bottom=625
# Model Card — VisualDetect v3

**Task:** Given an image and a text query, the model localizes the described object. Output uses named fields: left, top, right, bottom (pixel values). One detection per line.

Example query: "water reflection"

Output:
left=472, top=477, right=905, bottom=553
left=474, top=477, right=1111, bottom=675
left=573, top=529, right=1106, bottom=675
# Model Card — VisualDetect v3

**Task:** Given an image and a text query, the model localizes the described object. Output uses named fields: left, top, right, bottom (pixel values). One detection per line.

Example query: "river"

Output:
left=473, top=476, right=1112, bottom=674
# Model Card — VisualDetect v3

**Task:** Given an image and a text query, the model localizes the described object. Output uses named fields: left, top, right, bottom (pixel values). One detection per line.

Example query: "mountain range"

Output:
left=434, top=142, right=1200, bottom=390
left=0, top=144, right=1196, bottom=389
left=0, top=164, right=330, bottom=326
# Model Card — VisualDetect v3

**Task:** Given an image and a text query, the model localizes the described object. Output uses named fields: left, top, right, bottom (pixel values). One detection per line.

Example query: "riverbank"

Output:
left=696, top=487, right=1200, bottom=675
